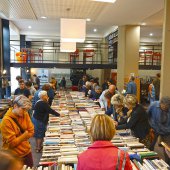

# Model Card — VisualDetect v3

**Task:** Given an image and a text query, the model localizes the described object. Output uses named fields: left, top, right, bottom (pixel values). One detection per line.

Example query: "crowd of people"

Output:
left=0, top=73, right=170, bottom=169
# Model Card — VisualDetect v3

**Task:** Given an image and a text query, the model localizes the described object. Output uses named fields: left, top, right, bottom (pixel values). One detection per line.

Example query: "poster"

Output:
left=37, top=69, right=49, bottom=86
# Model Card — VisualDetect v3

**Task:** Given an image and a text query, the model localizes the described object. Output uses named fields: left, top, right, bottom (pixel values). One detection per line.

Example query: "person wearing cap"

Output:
left=0, top=95, right=34, bottom=167
left=32, top=90, right=61, bottom=153
left=111, top=94, right=128, bottom=125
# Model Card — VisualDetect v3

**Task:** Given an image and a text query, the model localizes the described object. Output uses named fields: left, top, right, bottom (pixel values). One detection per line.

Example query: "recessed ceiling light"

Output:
left=41, top=16, right=47, bottom=19
left=149, top=33, right=153, bottom=36
left=28, top=26, right=32, bottom=29
left=141, top=22, right=146, bottom=26
left=93, top=28, right=97, bottom=32
left=91, top=0, right=116, bottom=3
left=86, top=18, right=91, bottom=22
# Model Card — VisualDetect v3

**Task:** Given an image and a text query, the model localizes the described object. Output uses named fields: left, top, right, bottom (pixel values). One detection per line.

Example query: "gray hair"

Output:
left=13, top=95, right=32, bottom=110
left=160, top=96, right=170, bottom=108
left=111, top=94, right=124, bottom=106
left=124, top=94, right=138, bottom=108
left=38, top=90, right=47, bottom=99
left=95, top=86, right=102, bottom=91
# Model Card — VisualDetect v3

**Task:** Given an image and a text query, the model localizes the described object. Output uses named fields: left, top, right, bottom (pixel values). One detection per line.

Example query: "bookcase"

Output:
left=106, top=29, right=118, bottom=64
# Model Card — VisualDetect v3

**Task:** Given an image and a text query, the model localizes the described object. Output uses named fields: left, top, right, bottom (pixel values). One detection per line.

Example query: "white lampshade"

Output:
left=61, top=18, right=86, bottom=43
left=60, top=42, right=76, bottom=52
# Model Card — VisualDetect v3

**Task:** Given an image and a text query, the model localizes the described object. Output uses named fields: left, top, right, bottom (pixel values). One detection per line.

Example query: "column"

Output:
left=160, top=0, right=170, bottom=97
left=1, top=19, right=11, bottom=97
left=117, top=25, right=140, bottom=97
left=20, top=34, right=26, bottom=50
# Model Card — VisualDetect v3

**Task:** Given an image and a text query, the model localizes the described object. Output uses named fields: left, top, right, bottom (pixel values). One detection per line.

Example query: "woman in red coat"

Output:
left=77, top=114, right=132, bottom=170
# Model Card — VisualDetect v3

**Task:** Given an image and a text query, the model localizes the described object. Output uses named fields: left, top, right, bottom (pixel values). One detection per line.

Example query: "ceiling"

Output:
left=0, top=0, right=164, bottom=40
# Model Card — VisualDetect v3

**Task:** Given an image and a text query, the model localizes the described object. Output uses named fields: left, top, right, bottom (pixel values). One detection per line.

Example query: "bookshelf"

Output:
left=106, top=29, right=118, bottom=64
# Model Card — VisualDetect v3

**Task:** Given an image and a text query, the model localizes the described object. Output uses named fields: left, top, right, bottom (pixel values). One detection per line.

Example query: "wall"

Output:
left=86, top=69, right=104, bottom=85
left=31, top=68, right=72, bottom=87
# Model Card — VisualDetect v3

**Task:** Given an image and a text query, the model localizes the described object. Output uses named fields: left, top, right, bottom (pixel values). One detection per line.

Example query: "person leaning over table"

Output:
left=32, top=90, right=61, bottom=153
left=111, top=94, right=129, bottom=125
left=0, top=95, right=34, bottom=167
left=99, top=84, right=117, bottom=111
left=77, top=114, right=132, bottom=170
left=116, top=94, right=150, bottom=147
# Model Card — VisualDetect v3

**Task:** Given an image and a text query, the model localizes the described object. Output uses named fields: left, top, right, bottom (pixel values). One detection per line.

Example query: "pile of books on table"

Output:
left=38, top=91, right=169, bottom=170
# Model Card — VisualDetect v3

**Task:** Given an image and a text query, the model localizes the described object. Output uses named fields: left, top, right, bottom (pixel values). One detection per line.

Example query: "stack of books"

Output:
left=39, top=91, right=169, bottom=169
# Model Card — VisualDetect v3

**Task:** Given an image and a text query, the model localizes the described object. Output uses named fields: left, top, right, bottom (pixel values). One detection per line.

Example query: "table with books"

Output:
left=28, top=91, right=169, bottom=170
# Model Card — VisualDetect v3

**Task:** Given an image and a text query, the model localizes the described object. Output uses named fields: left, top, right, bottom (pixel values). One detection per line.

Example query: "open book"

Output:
left=161, top=142, right=170, bottom=152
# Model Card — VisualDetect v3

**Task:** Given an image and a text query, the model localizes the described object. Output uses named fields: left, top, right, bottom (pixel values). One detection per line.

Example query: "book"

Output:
left=161, top=142, right=170, bottom=152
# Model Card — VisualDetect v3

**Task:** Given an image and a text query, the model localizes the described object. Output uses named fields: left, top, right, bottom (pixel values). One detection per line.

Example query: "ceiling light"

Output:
left=149, top=33, right=153, bottom=36
left=93, top=28, right=97, bottom=32
left=91, top=0, right=116, bottom=3
left=141, top=22, right=146, bottom=26
left=41, top=16, right=47, bottom=19
left=86, top=18, right=91, bottom=22
left=61, top=18, right=86, bottom=43
left=28, top=26, right=32, bottom=29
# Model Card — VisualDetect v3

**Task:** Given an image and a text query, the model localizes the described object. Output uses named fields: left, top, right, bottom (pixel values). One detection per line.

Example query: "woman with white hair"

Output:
left=0, top=95, right=34, bottom=167
left=32, top=90, right=60, bottom=152
left=117, top=94, right=150, bottom=147
left=111, top=94, right=128, bottom=125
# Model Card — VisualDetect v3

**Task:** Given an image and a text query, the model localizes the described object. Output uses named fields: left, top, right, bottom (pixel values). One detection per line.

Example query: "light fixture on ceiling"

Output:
left=86, top=18, right=91, bottom=22
left=141, top=22, right=146, bottom=26
left=93, top=28, right=97, bottom=32
left=149, top=33, right=153, bottom=36
left=28, top=26, right=32, bottom=29
left=60, top=18, right=86, bottom=42
left=60, top=42, right=76, bottom=52
left=26, top=70, right=29, bottom=73
left=91, top=0, right=116, bottom=3
left=41, top=16, right=47, bottom=19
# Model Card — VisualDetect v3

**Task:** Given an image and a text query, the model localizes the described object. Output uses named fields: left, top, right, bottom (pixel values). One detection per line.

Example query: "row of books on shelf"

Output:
left=38, top=91, right=169, bottom=170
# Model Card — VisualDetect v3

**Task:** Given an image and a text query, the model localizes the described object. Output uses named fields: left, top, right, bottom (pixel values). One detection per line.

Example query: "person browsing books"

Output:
left=116, top=95, right=150, bottom=147
left=32, top=90, right=61, bottom=153
left=77, top=114, right=132, bottom=170
left=0, top=95, right=34, bottom=167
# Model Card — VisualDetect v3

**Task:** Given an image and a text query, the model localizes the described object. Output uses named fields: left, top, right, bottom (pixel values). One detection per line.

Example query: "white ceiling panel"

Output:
left=0, top=0, right=164, bottom=39
left=0, top=0, right=36, bottom=19
left=29, top=0, right=106, bottom=20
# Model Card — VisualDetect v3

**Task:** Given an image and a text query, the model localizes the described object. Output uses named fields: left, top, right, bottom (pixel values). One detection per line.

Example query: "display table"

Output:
left=24, top=91, right=169, bottom=170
